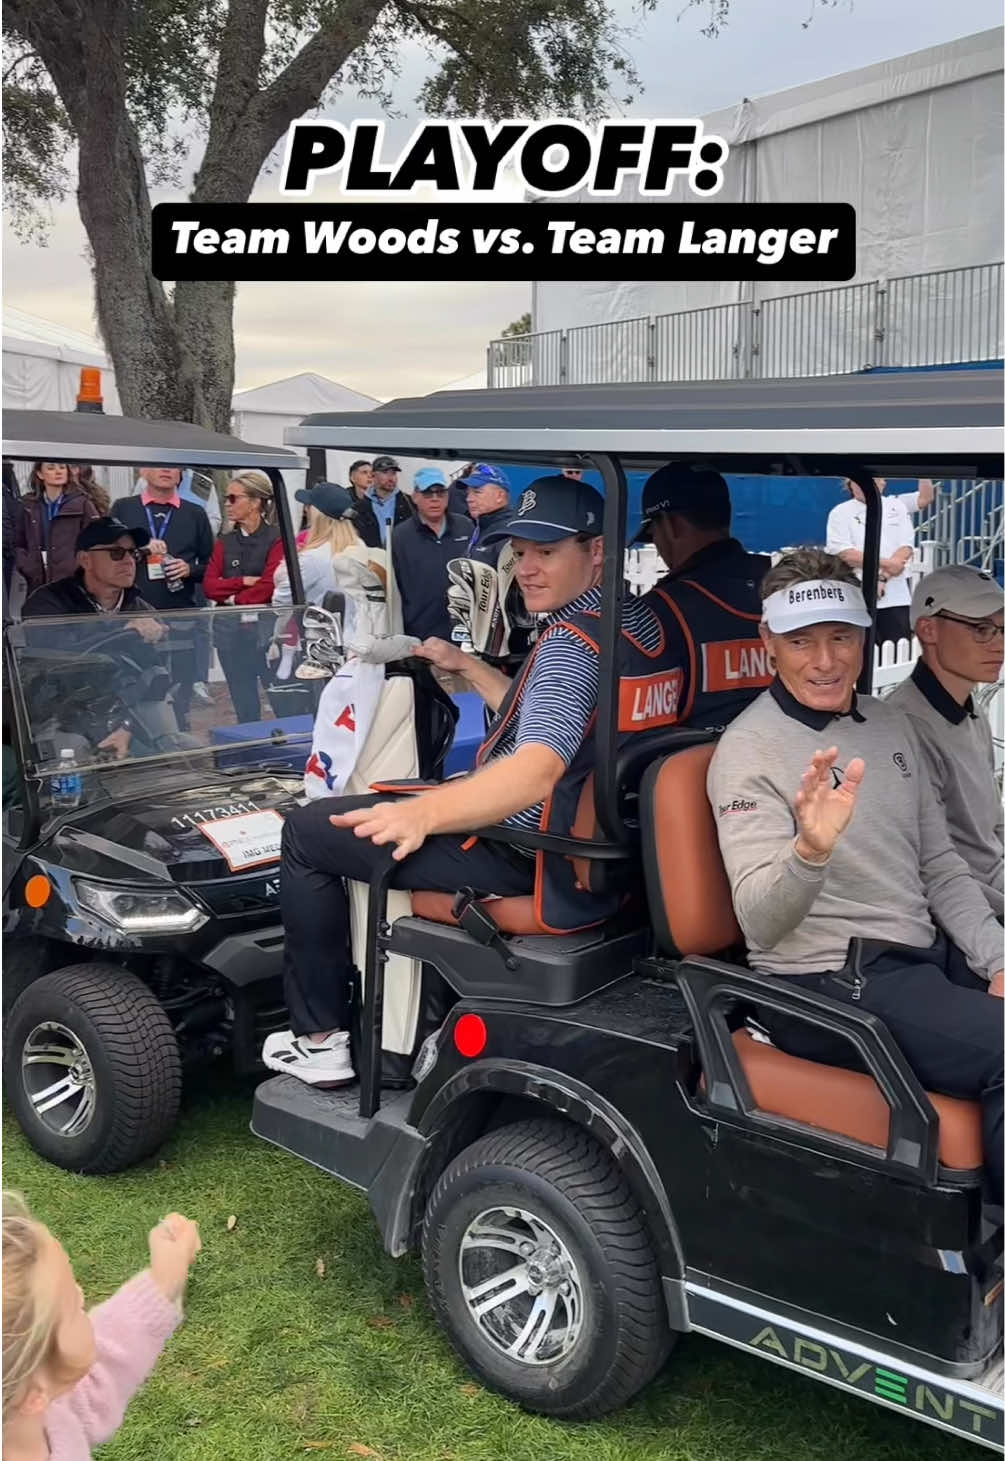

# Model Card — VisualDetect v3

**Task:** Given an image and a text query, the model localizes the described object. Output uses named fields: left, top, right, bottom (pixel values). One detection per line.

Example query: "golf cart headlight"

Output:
left=74, top=881, right=206, bottom=934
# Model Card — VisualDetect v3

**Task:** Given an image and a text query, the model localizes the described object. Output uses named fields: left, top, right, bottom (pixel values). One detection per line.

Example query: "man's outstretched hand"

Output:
left=330, top=799, right=432, bottom=861
left=793, top=746, right=865, bottom=863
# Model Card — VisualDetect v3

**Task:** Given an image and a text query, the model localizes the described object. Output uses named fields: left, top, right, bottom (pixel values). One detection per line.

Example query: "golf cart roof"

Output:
left=287, top=369, right=1003, bottom=480
left=3, top=410, right=310, bottom=472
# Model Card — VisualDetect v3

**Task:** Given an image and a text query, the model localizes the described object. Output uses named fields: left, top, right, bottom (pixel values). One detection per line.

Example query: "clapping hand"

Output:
left=148, top=1213, right=201, bottom=1302
left=794, top=746, right=865, bottom=863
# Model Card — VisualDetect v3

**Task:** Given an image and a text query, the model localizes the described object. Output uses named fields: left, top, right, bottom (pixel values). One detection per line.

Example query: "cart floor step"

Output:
left=250, top=1074, right=414, bottom=1188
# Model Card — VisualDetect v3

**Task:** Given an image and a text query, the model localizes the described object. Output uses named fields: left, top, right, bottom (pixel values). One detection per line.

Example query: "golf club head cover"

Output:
left=447, top=558, right=498, bottom=653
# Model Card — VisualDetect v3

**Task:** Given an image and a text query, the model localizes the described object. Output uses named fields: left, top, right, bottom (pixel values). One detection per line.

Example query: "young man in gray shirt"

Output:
left=708, top=548, right=1003, bottom=1197
left=888, top=565, right=1003, bottom=915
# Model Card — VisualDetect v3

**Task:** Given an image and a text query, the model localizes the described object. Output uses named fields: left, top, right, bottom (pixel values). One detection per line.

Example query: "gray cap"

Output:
left=910, top=565, right=1003, bottom=628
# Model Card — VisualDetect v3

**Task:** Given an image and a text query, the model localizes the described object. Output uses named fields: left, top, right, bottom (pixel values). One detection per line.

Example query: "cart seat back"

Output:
left=640, top=743, right=741, bottom=957
left=640, top=746, right=983, bottom=1175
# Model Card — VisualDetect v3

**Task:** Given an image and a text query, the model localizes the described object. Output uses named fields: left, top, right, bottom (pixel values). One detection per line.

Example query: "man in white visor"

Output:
left=708, top=547, right=1004, bottom=1198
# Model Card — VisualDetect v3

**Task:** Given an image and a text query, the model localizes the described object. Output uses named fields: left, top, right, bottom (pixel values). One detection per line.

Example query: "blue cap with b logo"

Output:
left=482, top=474, right=604, bottom=543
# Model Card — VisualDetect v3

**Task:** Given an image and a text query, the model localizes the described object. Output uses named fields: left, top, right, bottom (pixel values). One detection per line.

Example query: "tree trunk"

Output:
left=13, top=0, right=386, bottom=432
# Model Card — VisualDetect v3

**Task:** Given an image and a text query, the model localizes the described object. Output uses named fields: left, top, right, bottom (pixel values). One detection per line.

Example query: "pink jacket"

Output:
left=45, top=1273, right=182, bottom=1460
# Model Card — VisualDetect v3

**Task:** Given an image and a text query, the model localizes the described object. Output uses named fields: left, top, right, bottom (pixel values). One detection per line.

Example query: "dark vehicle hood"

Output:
left=41, top=769, right=303, bottom=885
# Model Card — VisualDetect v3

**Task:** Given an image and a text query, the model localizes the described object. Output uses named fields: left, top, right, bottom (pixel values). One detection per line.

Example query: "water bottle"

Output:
left=165, top=556, right=185, bottom=594
left=52, top=749, right=83, bottom=810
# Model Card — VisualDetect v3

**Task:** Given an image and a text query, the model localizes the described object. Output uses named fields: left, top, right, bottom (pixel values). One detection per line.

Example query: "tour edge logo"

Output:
left=151, top=117, right=856, bottom=285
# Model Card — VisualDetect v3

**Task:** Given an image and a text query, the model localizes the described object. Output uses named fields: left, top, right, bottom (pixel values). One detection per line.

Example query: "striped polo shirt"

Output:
left=485, top=585, right=664, bottom=837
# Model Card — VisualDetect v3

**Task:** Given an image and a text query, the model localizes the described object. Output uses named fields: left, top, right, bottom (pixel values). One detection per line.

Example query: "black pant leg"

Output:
left=875, top=604, right=911, bottom=647
left=280, top=796, right=535, bottom=1036
left=766, top=949, right=1003, bottom=1198
left=217, top=635, right=264, bottom=723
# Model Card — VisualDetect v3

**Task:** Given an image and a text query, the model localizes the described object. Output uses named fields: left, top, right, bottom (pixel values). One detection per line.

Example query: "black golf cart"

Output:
left=253, top=370, right=1004, bottom=1448
left=1, top=410, right=321, bottom=1173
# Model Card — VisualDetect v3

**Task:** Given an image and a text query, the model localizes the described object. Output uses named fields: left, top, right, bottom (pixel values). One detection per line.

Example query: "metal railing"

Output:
left=916, top=478, right=1005, bottom=573
left=487, top=261, right=1003, bottom=387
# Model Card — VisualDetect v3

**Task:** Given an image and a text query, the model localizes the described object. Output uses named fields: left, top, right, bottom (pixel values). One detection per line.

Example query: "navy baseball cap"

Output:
left=483, top=474, right=604, bottom=544
left=77, top=516, right=151, bottom=551
left=295, top=482, right=356, bottom=520
left=459, top=463, right=511, bottom=492
left=371, top=455, right=400, bottom=473
left=633, top=462, right=731, bottom=543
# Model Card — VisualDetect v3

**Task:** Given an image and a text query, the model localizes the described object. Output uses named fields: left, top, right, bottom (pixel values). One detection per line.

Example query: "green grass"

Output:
left=3, top=1076, right=975, bottom=1461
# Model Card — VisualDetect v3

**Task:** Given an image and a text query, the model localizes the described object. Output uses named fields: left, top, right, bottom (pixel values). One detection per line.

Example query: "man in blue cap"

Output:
left=264, top=473, right=672, bottom=1087
left=390, top=467, right=472, bottom=641
left=638, top=462, right=773, bottom=732
left=458, top=463, right=512, bottom=567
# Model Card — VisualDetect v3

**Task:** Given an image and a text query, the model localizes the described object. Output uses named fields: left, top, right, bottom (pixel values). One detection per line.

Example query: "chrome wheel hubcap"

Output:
left=21, top=1022, right=97, bottom=1138
left=458, top=1206, right=584, bottom=1365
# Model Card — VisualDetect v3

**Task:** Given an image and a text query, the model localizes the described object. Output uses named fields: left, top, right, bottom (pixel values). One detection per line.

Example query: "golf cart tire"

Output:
left=421, top=1118, right=673, bottom=1419
left=4, top=964, right=182, bottom=1174
left=1, top=939, right=61, bottom=1014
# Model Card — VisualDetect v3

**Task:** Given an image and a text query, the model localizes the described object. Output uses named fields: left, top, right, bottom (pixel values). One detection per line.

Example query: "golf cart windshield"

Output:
left=7, top=607, right=315, bottom=810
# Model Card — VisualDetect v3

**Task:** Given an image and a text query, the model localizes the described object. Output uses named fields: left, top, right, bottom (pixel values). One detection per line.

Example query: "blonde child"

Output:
left=2, top=1193, right=201, bottom=1460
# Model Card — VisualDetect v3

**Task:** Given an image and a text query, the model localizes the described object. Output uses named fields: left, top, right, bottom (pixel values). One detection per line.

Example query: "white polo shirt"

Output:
left=825, top=491, right=920, bottom=609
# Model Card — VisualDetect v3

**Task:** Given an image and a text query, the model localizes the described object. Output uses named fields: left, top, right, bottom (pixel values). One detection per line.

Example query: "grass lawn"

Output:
left=3, top=1074, right=974, bottom=1461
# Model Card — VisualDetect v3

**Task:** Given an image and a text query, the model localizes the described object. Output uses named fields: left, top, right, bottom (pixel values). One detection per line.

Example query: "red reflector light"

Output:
left=454, top=1013, right=487, bottom=1058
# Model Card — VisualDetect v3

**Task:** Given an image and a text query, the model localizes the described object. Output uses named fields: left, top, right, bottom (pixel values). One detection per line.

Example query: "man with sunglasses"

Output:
left=391, top=467, right=472, bottom=641
left=889, top=566, right=1004, bottom=915
left=23, top=516, right=158, bottom=622
left=23, top=517, right=166, bottom=759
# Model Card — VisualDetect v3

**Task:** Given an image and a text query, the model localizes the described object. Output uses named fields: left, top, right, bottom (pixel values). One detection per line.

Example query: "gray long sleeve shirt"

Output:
left=707, top=681, right=1004, bottom=980
left=888, top=662, right=1003, bottom=917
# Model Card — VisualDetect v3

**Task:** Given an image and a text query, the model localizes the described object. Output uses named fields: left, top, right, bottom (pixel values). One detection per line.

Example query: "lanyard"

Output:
left=145, top=503, right=174, bottom=540
left=43, top=494, right=64, bottom=546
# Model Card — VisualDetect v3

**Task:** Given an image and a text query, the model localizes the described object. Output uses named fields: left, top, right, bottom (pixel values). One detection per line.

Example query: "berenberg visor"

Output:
left=762, top=579, right=872, bottom=634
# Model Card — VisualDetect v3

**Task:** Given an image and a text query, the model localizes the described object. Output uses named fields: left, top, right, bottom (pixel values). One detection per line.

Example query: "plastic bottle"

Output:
left=165, top=557, right=186, bottom=594
left=52, top=749, right=83, bottom=810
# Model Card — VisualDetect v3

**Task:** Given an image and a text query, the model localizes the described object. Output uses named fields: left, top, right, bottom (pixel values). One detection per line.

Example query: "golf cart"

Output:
left=252, top=370, right=1004, bottom=1448
left=1, top=410, right=325, bottom=1173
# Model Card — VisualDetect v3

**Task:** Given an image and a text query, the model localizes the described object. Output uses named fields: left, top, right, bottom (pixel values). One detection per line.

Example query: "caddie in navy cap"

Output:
left=482, top=474, right=604, bottom=544
left=634, top=462, right=731, bottom=545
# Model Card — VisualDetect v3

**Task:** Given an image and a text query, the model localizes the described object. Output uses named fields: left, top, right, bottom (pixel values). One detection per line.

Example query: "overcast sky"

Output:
left=3, top=2, right=1000, bottom=399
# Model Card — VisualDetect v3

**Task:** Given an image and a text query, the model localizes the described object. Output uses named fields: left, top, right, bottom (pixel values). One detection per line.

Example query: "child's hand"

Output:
left=148, top=1214, right=201, bottom=1302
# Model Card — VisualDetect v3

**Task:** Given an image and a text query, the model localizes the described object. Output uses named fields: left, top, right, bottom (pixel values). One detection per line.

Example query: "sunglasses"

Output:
left=225, top=493, right=248, bottom=504
left=89, top=546, right=145, bottom=563
left=936, top=612, right=1005, bottom=645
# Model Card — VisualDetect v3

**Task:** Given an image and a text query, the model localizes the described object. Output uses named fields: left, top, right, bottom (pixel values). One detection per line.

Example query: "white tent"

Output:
left=2, top=309, right=135, bottom=498
left=231, top=372, right=381, bottom=506
left=233, top=372, right=476, bottom=509
left=3, top=308, right=123, bottom=414
left=532, top=28, right=1005, bottom=378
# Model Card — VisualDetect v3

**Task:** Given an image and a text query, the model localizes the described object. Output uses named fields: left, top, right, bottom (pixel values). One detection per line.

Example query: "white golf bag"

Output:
left=299, top=599, right=451, bottom=1057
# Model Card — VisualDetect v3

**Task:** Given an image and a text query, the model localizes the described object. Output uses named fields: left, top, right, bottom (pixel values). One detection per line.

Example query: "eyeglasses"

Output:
left=936, top=612, right=1005, bottom=644
left=420, top=487, right=448, bottom=497
left=89, top=546, right=144, bottom=563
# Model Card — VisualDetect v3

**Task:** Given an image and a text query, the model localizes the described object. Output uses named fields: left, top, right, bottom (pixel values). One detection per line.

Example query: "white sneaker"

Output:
left=192, top=681, right=213, bottom=705
left=261, top=1029, right=356, bottom=1087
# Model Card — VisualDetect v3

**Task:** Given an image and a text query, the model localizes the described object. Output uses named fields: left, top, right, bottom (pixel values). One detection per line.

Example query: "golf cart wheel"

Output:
left=422, top=1118, right=673, bottom=1419
left=3, top=964, right=182, bottom=1174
